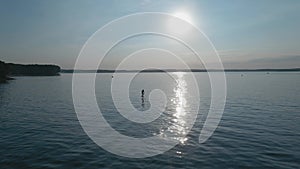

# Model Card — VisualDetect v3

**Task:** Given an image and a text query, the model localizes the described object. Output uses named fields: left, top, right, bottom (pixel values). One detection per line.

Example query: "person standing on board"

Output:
left=141, top=89, right=145, bottom=97
left=141, top=89, right=145, bottom=107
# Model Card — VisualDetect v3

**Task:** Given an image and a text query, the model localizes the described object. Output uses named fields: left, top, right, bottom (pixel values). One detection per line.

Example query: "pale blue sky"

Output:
left=0, top=0, right=299, bottom=69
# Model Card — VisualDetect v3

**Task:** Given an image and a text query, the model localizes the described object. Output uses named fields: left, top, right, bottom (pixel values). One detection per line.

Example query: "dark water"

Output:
left=0, top=72, right=299, bottom=169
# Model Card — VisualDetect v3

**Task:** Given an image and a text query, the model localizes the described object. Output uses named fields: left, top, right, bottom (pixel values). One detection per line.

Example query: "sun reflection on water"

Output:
left=160, top=72, right=189, bottom=145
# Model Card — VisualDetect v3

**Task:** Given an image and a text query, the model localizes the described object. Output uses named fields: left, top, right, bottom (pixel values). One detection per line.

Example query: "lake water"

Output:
left=0, top=72, right=299, bottom=169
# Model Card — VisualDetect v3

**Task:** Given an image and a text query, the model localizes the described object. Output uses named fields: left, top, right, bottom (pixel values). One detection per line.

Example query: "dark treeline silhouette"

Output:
left=0, top=60, right=61, bottom=83
left=0, top=61, right=9, bottom=83
left=7, top=63, right=61, bottom=76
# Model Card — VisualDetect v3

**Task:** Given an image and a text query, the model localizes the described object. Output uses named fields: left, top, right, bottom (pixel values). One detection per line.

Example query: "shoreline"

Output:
left=61, top=68, right=300, bottom=73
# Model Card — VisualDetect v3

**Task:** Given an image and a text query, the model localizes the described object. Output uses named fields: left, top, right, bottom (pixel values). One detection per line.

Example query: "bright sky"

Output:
left=0, top=0, right=299, bottom=69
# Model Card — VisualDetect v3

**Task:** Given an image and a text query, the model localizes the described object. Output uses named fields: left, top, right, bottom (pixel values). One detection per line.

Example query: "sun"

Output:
left=167, top=11, right=194, bottom=35
left=173, top=11, right=193, bottom=24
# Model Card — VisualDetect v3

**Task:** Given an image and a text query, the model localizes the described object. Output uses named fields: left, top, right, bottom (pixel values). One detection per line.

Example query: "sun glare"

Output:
left=173, top=11, right=193, bottom=24
left=167, top=11, right=194, bottom=35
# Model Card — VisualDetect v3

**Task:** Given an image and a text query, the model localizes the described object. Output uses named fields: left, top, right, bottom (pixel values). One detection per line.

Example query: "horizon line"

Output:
left=61, top=68, right=300, bottom=73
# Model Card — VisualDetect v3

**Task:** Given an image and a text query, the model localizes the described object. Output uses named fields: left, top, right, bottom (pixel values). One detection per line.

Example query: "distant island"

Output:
left=0, top=60, right=61, bottom=83
left=61, top=68, right=300, bottom=73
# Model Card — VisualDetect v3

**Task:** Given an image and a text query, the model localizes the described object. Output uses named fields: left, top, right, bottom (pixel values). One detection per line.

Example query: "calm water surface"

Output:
left=0, top=72, right=299, bottom=169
